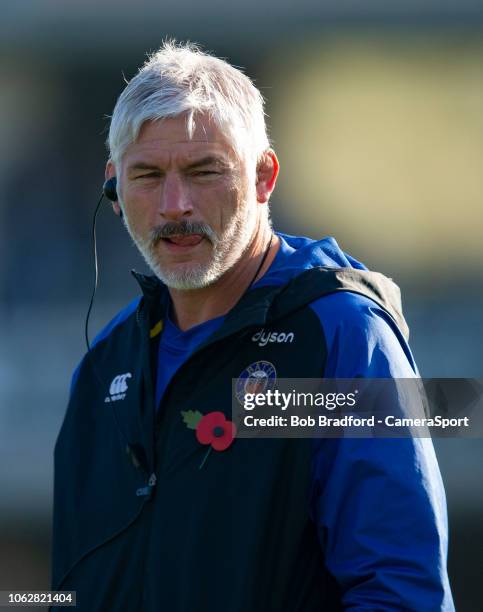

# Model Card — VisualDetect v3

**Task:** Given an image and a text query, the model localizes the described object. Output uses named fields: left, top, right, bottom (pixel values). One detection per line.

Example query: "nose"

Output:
left=158, top=173, right=193, bottom=220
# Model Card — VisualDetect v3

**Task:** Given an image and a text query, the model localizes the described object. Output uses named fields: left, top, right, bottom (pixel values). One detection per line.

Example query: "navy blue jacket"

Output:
left=52, top=234, right=454, bottom=610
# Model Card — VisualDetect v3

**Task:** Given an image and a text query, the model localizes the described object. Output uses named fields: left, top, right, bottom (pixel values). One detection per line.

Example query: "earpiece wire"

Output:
left=85, top=191, right=104, bottom=354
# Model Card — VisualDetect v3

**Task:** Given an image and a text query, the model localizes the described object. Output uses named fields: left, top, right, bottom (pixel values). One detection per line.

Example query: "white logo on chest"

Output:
left=105, top=373, right=132, bottom=403
left=251, top=328, right=295, bottom=347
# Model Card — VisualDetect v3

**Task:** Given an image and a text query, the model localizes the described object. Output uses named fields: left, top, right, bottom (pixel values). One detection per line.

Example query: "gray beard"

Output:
left=123, top=201, right=257, bottom=290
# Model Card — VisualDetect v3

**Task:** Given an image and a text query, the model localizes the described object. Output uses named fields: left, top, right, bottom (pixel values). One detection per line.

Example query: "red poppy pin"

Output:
left=181, top=410, right=237, bottom=469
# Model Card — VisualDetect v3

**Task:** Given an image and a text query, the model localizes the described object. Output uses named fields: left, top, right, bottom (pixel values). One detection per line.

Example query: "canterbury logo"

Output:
left=105, top=373, right=132, bottom=403
left=251, top=329, right=295, bottom=347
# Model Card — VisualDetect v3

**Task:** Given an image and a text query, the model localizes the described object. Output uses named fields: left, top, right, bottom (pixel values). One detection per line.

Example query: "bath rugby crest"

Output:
left=235, top=360, right=277, bottom=405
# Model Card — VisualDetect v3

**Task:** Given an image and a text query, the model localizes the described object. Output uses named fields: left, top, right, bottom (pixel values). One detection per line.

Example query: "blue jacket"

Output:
left=53, top=233, right=454, bottom=611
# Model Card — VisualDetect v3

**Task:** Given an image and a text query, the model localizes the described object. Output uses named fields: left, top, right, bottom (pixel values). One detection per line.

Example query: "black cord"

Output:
left=85, top=191, right=104, bottom=354
left=84, top=191, right=134, bottom=455
left=84, top=190, right=113, bottom=394
left=247, top=232, right=274, bottom=289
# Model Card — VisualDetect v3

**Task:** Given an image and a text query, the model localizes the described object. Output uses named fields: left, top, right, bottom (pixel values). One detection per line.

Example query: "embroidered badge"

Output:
left=104, top=372, right=132, bottom=403
left=235, top=360, right=277, bottom=405
left=181, top=410, right=237, bottom=470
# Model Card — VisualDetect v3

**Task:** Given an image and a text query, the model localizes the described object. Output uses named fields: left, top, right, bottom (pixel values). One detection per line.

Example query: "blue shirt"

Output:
left=155, top=308, right=225, bottom=409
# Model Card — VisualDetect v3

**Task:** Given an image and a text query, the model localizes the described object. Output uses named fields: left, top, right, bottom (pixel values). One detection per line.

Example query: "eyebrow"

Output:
left=126, top=156, right=233, bottom=173
left=184, top=156, right=233, bottom=170
left=127, top=162, right=159, bottom=172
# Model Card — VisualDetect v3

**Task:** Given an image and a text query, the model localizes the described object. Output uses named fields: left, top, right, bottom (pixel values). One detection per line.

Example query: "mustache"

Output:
left=149, top=221, right=217, bottom=246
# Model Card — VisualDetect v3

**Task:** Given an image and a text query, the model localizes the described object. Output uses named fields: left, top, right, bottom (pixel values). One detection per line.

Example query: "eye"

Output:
left=192, top=170, right=220, bottom=177
left=135, top=172, right=159, bottom=179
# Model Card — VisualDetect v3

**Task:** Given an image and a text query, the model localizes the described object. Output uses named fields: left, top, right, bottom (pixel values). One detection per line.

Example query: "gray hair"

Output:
left=107, top=40, right=270, bottom=169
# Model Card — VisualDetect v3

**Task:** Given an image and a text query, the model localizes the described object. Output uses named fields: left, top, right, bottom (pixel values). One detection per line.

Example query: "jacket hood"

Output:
left=257, top=233, right=368, bottom=287
left=252, top=232, right=409, bottom=341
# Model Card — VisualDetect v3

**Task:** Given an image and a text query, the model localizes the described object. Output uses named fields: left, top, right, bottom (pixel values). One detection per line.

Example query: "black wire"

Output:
left=84, top=190, right=113, bottom=394
left=85, top=191, right=104, bottom=354
left=248, top=232, right=273, bottom=289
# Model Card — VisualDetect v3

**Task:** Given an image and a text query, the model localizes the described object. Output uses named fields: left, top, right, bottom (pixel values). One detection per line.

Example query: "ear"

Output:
left=105, top=159, right=122, bottom=217
left=255, top=149, right=280, bottom=204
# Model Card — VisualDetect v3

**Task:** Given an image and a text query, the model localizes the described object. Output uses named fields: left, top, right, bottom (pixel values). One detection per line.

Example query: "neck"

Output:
left=168, top=227, right=279, bottom=331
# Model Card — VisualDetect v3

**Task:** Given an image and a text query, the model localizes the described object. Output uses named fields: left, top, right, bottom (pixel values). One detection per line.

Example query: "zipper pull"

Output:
left=136, top=473, right=157, bottom=498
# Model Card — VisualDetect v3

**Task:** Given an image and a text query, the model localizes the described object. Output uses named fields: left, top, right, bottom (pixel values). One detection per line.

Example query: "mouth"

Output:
left=160, top=233, right=205, bottom=251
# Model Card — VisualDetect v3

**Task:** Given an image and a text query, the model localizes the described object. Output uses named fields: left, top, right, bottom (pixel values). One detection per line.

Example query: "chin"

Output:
left=152, top=260, right=224, bottom=290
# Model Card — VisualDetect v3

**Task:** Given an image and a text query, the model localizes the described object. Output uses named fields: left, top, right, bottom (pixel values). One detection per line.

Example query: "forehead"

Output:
left=123, top=115, right=238, bottom=166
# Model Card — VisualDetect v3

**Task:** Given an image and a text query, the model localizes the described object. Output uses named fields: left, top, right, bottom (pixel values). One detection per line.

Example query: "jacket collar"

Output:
left=131, top=265, right=409, bottom=344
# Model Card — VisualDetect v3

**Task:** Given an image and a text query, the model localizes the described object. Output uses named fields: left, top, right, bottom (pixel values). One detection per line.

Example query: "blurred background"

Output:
left=1, top=0, right=482, bottom=609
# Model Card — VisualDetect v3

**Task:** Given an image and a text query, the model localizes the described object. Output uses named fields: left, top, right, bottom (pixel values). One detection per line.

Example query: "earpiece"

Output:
left=103, top=176, right=123, bottom=218
left=103, top=176, right=118, bottom=201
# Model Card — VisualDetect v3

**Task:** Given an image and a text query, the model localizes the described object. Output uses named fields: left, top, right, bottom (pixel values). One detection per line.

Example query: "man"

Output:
left=52, top=41, right=454, bottom=610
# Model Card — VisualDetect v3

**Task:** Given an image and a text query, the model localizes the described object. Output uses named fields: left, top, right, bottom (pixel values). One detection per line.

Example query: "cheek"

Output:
left=192, top=181, right=238, bottom=222
left=122, top=192, right=156, bottom=229
left=215, top=188, right=243, bottom=229
left=122, top=205, right=149, bottom=240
